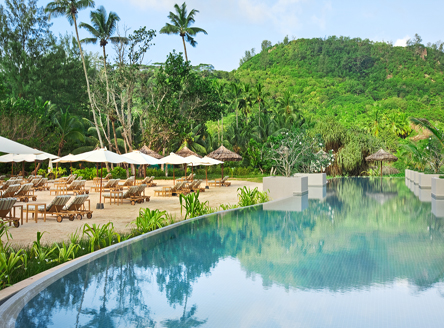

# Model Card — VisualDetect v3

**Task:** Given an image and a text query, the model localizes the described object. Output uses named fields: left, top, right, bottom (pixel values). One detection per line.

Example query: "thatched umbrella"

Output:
left=207, top=145, right=242, bottom=180
left=139, top=145, right=163, bottom=159
left=365, top=149, right=398, bottom=177
left=175, top=146, right=202, bottom=158
left=175, top=146, right=202, bottom=178
left=139, top=145, right=163, bottom=177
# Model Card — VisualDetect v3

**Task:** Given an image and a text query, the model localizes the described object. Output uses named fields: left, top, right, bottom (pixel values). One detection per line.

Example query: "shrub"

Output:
left=131, top=208, right=169, bottom=234
left=72, top=167, right=107, bottom=180
left=112, top=166, right=127, bottom=179
left=179, top=191, right=214, bottom=219
left=237, top=186, right=270, bottom=207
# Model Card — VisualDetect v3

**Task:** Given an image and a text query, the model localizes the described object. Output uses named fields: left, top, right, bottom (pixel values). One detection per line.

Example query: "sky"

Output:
left=15, top=0, right=444, bottom=71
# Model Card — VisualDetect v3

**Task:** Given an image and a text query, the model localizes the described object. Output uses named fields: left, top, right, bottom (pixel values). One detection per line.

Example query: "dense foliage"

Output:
left=1, top=0, right=443, bottom=176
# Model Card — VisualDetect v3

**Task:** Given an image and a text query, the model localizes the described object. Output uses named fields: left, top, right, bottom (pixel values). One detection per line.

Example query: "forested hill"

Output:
left=226, top=36, right=444, bottom=125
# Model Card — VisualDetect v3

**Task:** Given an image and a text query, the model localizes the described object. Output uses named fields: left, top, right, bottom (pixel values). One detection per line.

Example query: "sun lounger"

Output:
left=24, top=195, right=71, bottom=223
left=0, top=197, right=21, bottom=227
left=208, top=176, right=231, bottom=187
left=61, top=194, right=93, bottom=220
left=155, top=182, right=189, bottom=197
left=190, top=180, right=205, bottom=192
left=50, top=180, right=83, bottom=195
left=104, top=173, right=112, bottom=180
left=34, top=178, right=49, bottom=191
left=155, top=181, right=181, bottom=197
left=14, top=183, right=36, bottom=202
left=124, top=184, right=149, bottom=204
left=186, top=173, right=195, bottom=181
left=0, top=184, right=21, bottom=198
left=103, top=185, right=142, bottom=205
left=118, top=176, right=135, bottom=189
left=92, top=178, right=119, bottom=192
left=1, top=179, right=16, bottom=191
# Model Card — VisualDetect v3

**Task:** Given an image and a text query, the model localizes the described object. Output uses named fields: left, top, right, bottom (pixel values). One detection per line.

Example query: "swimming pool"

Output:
left=2, top=178, right=444, bottom=327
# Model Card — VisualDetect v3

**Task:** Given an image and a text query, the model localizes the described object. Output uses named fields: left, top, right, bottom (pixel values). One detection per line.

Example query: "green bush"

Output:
left=146, top=167, right=165, bottom=177
left=72, top=167, right=107, bottom=180
left=112, top=166, right=127, bottom=179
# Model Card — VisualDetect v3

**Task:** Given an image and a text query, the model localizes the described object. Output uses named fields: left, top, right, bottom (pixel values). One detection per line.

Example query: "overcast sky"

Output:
left=22, top=0, right=444, bottom=71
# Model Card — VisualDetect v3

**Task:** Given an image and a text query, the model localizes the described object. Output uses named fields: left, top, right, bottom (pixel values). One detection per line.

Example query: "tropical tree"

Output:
left=241, top=83, right=254, bottom=124
left=79, top=6, right=126, bottom=99
left=44, top=0, right=105, bottom=149
left=79, top=5, right=127, bottom=152
left=252, top=83, right=269, bottom=139
left=159, top=2, right=207, bottom=62
left=229, top=82, right=245, bottom=129
left=52, top=108, right=85, bottom=156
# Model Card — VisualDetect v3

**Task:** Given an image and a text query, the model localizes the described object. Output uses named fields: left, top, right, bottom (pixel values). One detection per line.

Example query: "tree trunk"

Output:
left=73, top=15, right=104, bottom=149
left=102, top=45, right=110, bottom=104
left=111, top=120, right=120, bottom=154
left=181, top=35, right=188, bottom=62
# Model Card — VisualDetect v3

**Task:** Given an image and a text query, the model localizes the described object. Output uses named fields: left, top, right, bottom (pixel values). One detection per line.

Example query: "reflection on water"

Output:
left=15, top=178, right=444, bottom=328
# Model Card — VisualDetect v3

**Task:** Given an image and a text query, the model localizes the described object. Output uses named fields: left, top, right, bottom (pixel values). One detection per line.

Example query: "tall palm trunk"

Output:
left=102, top=45, right=110, bottom=104
left=72, top=14, right=104, bottom=149
left=181, top=35, right=188, bottom=61
left=102, top=44, right=120, bottom=154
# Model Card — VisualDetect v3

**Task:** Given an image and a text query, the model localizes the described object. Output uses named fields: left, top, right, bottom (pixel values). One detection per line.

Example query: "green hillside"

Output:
left=231, top=36, right=444, bottom=124
left=204, top=36, right=444, bottom=175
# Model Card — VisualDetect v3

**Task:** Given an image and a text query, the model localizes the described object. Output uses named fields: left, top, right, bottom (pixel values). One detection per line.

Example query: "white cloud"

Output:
left=394, top=35, right=410, bottom=47
left=124, top=0, right=310, bottom=35
left=311, top=1, right=332, bottom=30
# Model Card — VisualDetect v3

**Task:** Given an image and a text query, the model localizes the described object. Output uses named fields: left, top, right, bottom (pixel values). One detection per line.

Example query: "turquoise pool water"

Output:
left=13, top=178, right=444, bottom=327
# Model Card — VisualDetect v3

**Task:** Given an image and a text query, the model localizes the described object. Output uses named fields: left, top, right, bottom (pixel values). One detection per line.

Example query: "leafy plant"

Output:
left=82, top=222, right=118, bottom=252
left=32, top=232, right=57, bottom=264
left=131, top=208, right=168, bottom=234
left=179, top=191, right=210, bottom=220
left=237, top=186, right=260, bottom=207
left=0, top=250, right=24, bottom=285
left=54, top=242, right=80, bottom=263
left=69, top=228, right=82, bottom=245
left=0, top=223, right=12, bottom=251
left=237, top=186, right=269, bottom=207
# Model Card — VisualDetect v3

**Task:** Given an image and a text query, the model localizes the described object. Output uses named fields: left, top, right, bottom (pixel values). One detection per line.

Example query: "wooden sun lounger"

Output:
left=103, top=185, right=145, bottom=205
left=61, top=194, right=93, bottom=220
left=23, top=195, right=71, bottom=223
left=0, top=184, right=21, bottom=198
left=0, top=197, right=22, bottom=227
left=14, top=183, right=37, bottom=202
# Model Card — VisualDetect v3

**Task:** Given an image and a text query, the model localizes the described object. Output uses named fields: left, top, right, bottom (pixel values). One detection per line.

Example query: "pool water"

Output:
left=14, top=178, right=444, bottom=327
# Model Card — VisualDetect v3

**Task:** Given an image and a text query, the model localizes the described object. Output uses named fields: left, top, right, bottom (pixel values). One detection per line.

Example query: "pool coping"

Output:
left=0, top=201, right=269, bottom=327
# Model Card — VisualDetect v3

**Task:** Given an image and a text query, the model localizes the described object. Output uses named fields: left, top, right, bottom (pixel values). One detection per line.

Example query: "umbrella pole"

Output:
left=34, top=160, right=36, bottom=176
left=144, top=165, right=146, bottom=178
left=173, top=166, right=175, bottom=184
left=11, top=162, right=13, bottom=176
left=381, top=161, right=382, bottom=178
left=98, top=162, right=103, bottom=209
left=56, top=162, right=58, bottom=179
left=22, top=162, right=24, bottom=177
left=206, top=167, right=208, bottom=186
left=221, top=163, right=224, bottom=180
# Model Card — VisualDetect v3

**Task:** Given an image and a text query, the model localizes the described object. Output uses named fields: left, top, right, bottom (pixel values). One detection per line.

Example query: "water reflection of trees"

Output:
left=15, top=178, right=444, bottom=327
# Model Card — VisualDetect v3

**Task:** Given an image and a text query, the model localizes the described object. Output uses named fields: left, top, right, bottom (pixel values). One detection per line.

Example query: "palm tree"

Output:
left=253, top=83, right=269, bottom=139
left=52, top=108, right=85, bottom=156
left=230, top=82, right=245, bottom=129
left=277, top=90, right=301, bottom=125
left=241, top=83, right=254, bottom=124
left=79, top=6, right=127, bottom=153
left=160, top=2, right=207, bottom=62
left=45, top=0, right=105, bottom=149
